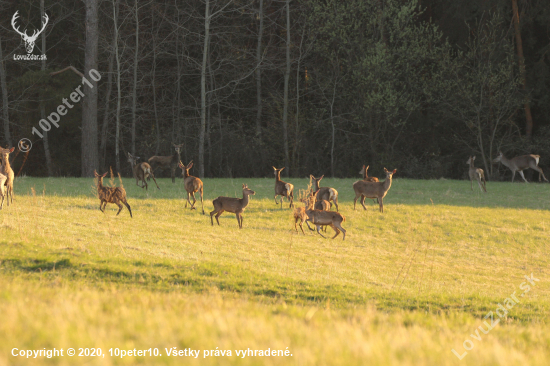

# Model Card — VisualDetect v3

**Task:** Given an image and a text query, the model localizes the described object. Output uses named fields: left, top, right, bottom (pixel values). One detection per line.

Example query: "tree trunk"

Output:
left=199, top=0, right=210, bottom=178
left=40, top=0, right=54, bottom=177
left=0, top=36, right=12, bottom=148
left=131, top=0, right=139, bottom=155
left=281, top=0, right=290, bottom=176
left=152, top=8, right=160, bottom=155
left=99, top=40, right=115, bottom=171
left=113, top=0, right=121, bottom=173
left=81, top=0, right=99, bottom=177
left=255, top=0, right=264, bottom=143
left=512, top=0, right=533, bottom=137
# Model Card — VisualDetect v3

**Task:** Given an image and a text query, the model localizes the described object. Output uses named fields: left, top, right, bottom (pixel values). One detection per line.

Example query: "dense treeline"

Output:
left=1, top=0, right=550, bottom=180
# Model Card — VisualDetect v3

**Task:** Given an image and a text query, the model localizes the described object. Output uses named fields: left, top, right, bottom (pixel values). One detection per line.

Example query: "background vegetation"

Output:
left=1, top=0, right=550, bottom=179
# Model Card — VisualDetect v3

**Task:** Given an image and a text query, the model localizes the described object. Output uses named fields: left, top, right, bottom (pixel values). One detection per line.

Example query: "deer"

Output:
left=94, top=171, right=132, bottom=217
left=493, top=151, right=548, bottom=183
left=210, top=184, right=255, bottom=228
left=293, top=190, right=331, bottom=234
left=0, top=172, right=7, bottom=210
left=466, top=156, right=487, bottom=192
left=0, top=147, right=15, bottom=206
left=354, top=164, right=379, bottom=207
left=310, top=175, right=339, bottom=211
left=148, top=143, right=184, bottom=183
left=352, top=168, right=397, bottom=212
left=127, top=152, right=159, bottom=190
left=273, top=166, right=294, bottom=208
left=178, top=160, right=204, bottom=214
left=11, top=11, right=48, bottom=54
left=302, top=190, right=346, bottom=240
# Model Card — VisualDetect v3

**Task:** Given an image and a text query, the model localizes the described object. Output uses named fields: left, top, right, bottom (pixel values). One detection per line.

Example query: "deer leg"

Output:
left=115, top=202, right=124, bottom=215
left=471, top=178, right=474, bottom=191
left=200, top=188, right=205, bottom=214
left=511, top=171, right=516, bottom=183
left=333, top=197, right=339, bottom=212
left=329, top=224, right=340, bottom=239
left=149, top=173, right=160, bottom=189
left=123, top=200, right=132, bottom=218
left=215, top=210, right=224, bottom=225
left=191, top=192, right=197, bottom=210
left=315, top=225, right=326, bottom=238
left=334, top=222, right=346, bottom=240
left=361, top=196, right=368, bottom=210
left=305, top=219, right=315, bottom=231
left=99, top=201, right=105, bottom=213
left=274, top=195, right=279, bottom=205
left=353, top=194, right=359, bottom=210
left=534, top=166, right=548, bottom=182
left=379, top=197, right=384, bottom=213
left=518, top=170, right=528, bottom=183
left=210, top=210, right=217, bottom=226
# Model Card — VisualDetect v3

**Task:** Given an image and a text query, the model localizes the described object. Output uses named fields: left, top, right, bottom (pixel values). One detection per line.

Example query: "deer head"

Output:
left=12, top=11, right=49, bottom=54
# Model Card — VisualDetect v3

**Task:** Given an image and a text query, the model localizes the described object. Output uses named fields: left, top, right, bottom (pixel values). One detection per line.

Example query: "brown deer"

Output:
left=293, top=191, right=330, bottom=234
left=353, top=168, right=396, bottom=212
left=94, top=171, right=132, bottom=217
left=493, top=151, right=548, bottom=183
left=210, top=184, right=255, bottom=228
left=127, top=152, right=160, bottom=190
left=302, top=190, right=346, bottom=240
left=0, top=147, right=15, bottom=206
left=466, top=156, right=487, bottom=192
left=178, top=160, right=204, bottom=214
left=310, top=175, right=339, bottom=211
left=273, top=166, right=294, bottom=208
left=354, top=164, right=379, bottom=207
left=148, top=143, right=183, bottom=183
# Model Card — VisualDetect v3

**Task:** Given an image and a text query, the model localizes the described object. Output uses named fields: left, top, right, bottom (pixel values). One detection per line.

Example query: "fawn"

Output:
left=95, top=171, right=132, bottom=217
left=273, top=166, right=294, bottom=208
left=466, top=156, right=487, bottom=192
left=310, top=175, right=339, bottom=211
left=179, top=160, right=204, bottom=214
left=127, top=152, right=160, bottom=190
left=210, top=184, right=255, bottom=228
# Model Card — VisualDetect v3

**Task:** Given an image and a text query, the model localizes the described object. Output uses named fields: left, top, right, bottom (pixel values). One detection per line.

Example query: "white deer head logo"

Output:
left=11, top=11, right=49, bottom=54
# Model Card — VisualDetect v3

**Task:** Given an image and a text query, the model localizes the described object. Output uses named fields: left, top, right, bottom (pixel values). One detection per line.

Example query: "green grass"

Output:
left=0, top=176, right=549, bottom=365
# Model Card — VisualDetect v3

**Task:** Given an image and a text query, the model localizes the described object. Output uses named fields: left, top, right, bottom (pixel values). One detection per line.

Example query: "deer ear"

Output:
left=101, top=172, right=108, bottom=178
left=272, top=166, right=277, bottom=170
left=178, top=161, right=183, bottom=168
left=280, top=167, right=285, bottom=171
left=392, top=169, right=397, bottom=174
left=319, top=175, right=324, bottom=179
left=366, top=165, right=369, bottom=169
left=187, top=162, right=193, bottom=169
left=384, top=168, right=388, bottom=173
left=9, top=147, right=14, bottom=153
left=242, top=183, right=246, bottom=188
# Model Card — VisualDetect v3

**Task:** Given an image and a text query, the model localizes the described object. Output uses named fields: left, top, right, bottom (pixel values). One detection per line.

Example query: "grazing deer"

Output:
left=210, top=184, right=255, bottom=228
left=0, top=147, right=15, bottom=206
left=179, top=160, right=204, bottom=214
left=127, top=152, right=160, bottom=190
left=310, top=175, right=339, bottom=211
left=148, top=143, right=184, bottom=183
left=466, top=156, right=487, bottom=192
left=352, top=168, right=396, bottom=212
left=354, top=164, right=379, bottom=207
left=0, top=172, right=7, bottom=209
left=94, top=171, right=132, bottom=217
left=302, top=191, right=346, bottom=240
left=273, top=166, right=294, bottom=208
left=493, top=151, right=548, bottom=183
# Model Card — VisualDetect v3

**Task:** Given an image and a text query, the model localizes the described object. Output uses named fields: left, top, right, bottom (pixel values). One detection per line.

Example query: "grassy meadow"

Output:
left=0, top=175, right=549, bottom=365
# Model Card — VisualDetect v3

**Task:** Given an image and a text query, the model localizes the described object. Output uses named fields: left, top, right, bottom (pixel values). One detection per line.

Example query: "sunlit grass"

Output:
left=0, top=176, right=549, bottom=365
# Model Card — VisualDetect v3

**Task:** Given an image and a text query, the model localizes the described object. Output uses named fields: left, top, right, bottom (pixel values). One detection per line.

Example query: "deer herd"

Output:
left=0, top=143, right=547, bottom=240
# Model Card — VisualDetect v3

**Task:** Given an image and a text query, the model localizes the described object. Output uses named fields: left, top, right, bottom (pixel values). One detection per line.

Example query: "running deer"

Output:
left=0, top=147, right=15, bottom=206
left=493, top=151, right=548, bottom=183
left=148, top=143, right=183, bottom=183
left=179, top=160, right=204, bottom=214
left=0, top=172, right=7, bottom=209
left=94, top=171, right=132, bottom=217
left=352, top=168, right=397, bottom=212
left=127, top=152, right=160, bottom=190
left=354, top=164, right=379, bottom=207
left=466, top=156, right=487, bottom=192
left=210, top=184, right=255, bottom=228
left=310, top=175, right=339, bottom=211
left=273, top=166, right=294, bottom=208
left=302, top=190, right=346, bottom=240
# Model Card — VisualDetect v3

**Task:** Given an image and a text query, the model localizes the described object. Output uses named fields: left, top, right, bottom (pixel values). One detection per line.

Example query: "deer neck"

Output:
left=183, top=170, right=190, bottom=179
left=384, top=176, right=392, bottom=191
left=241, top=191, right=251, bottom=208
left=313, top=181, right=320, bottom=192
left=1, top=154, right=10, bottom=170
left=499, top=156, right=514, bottom=169
left=275, top=171, right=282, bottom=182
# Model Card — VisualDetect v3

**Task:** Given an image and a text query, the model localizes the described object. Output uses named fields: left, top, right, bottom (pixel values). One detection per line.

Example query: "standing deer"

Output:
left=127, top=152, right=159, bottom=190
left=352, top=168, right=397, bottom=212
left=273, top=166, right=294, bottom=208
left=354, top=164, right=379, bottom=207
left=293, top=190, right=331, bottom=234
left=94, top=171, right=132, bottom=217
left=310, top=175, right=339, bottom=211
left=302, top=190, right=346, bottom=240
left=493, top=151, right=548, bottom=183
left=466, top=156, right=487, bottom=192
left=148, top=143, right=183, bottom=183
left=210, top=184, right=255, bottom=228
left=0, top=147, right=15, bottom=206
left=179, top=160, right=204, bottom=214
